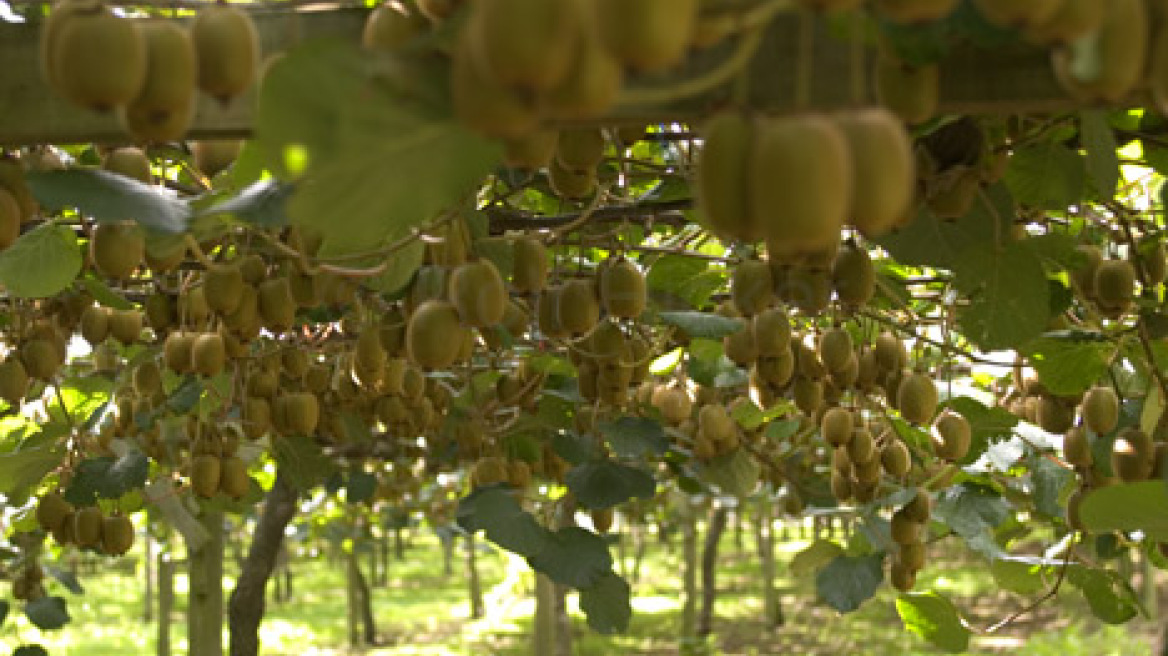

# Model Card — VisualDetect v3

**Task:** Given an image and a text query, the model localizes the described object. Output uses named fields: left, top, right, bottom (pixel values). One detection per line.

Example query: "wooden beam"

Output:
left=0, top=7, right=1087, bottom=147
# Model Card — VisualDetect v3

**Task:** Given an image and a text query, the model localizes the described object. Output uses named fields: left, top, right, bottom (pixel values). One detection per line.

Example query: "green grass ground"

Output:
left=0, top=523, right=1159, bottom=655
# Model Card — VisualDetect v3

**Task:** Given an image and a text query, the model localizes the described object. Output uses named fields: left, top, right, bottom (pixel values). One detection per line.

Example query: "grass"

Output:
left=0, top=520, right=1160, bottom=655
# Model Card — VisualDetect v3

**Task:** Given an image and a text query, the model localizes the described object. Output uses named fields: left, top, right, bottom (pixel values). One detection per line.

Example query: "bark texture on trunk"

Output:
left=188, top=511, right=225, bottom=656
left=697, top=505, right=729, bottom=638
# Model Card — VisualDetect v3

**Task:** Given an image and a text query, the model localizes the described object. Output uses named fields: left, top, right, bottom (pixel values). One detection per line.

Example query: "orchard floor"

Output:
left=1, top=525, right=1160, bottom=656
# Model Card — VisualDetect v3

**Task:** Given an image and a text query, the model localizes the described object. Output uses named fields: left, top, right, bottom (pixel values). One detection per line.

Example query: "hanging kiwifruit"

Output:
left=1093, top=258, right=1136, bottom=317
left=108, top=308, right=143, bottom=345
left=512, top=236, right=548, bottom=294
left=0, top=157, right=37, bottom=223
left=74, top=506, right=104, bottom=549
left=191, top=331, right=226, bottom=377
left=123, top=20, right=197, bottom=143
left=730, top=259, right=774, bottom=317
left=881, top=437, right=911, bottom=477
left=600, top=257, right=647, bottom=319
left=1069, top=245, right=1103, bottom=301
left=101, top=514, right=135, bottom=556
left=466, top=0, right=577, bottom=92
left=835, top=108, right=914, bottom=238
left=555, top=128, right=606, bottom=173
left=362, top=0, right=428, bottom=51
left=832, top=241, right=876, bottom=307
left=192, top=140, right=242, bottom=178
left=36, top=492, right=73, bottom=533
left=818, top=327, right=853, bottom=375
left=191, top=453, right=221, bottom=498
left=593, top=0, right=698, bottom=72
left=46, top=3, right=147, bottom=111
left=258, top=277, right=297, bottom=332
left=557, top=278, right=601, bottom=336
left=21, top=338, right=60, bottom=381
left=0, top=357, right=28, bottom=407
left=1052, top=0, right=1148, bottom=104
left=821, top=407, right=854, bottom=447
left=897, top=372, right=938, bottom=424
left=0, top=188, right=20, bottom=250
left=932, top=410, right=971, bottom=461
left=503, top=130, right=559, bottom=171
left=90, top=221, right=145, bottom=280
left=191, top=4, right=260, bottom=103
left=79, top=304, right=110, bottom=346
left=753, top=114, right=850, bottom=262
left=752, top=307, right=792, bottom=358
left=542, top=19, right=624, bottom=121
left=103, top=146, right=152, bottom=182
left=1111, top=427, right=1154, bottom=482
left=204, top=261, right=245, bottom=316
left=450, top=259, right=507, bottom=328
left=697, top=111, right=757, bottom=242
left=451, top=34, right=538, bottom=138
left=219, top=455, right=250, bottom=499
left=548, top=158, right=598, bottom=200
left=406, top=300, right=469, bottom=370
left=874, top=51, right=938, bottom=125
left=1063, top=425, right=1093, bottom=467
left=1082, top=385, right=1119, bottom=435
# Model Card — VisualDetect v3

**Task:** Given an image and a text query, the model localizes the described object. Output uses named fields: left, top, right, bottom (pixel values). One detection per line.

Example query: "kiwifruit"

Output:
left=899, top=540, right=927, bottom=571
left=191, top=453, right=221, bottom=498
left=426, top=217, right=470, bottom=268
left=591, top=508, right=615, bottom=534
left=467, top=0, right=576, bottom=92
left=20, top=339, right=60, bottom=381
left=100, top=514, right=135, bottom=556
left=258, top=277, right=297, bottom=332
left=282, top=349, right=311, bottom=380
left=510, top=236, right=548, bottom=294
left=242, top=396, right=271, bottom=438
left=283, top=392, right=320, bottom=435
left=821, top=407, right=854, bottom=447
left=406, top=300, right=469, bottom=370
left=1052, top=0, right=1148, bottom=104
left=543, top=21, right=624, bottom=121
left=1094, top=258, right=1136, bottom=316
left=362, top=0, right=428, bottom=50
left=91, top=221, right=145, bottom=280
left=0, top=157, right=37, bottom=223
left=450, top=259, right=507, bottom=328
left=144, top=292, right=175, bottom=332
left=74, top=506, right=104, bottom=549
left=881, top=437, right=911, bottom=477
left=191, top=331, right=226, bottom=377
left=536, top=285, right=568, bottom=339
left=875, top=0, right=958, bottom=23
left=123, top=20, right=197, bottom=143
left=1132, top=240, right=1167, bottom=286
left=35, top=492, right=73, bottom=533
left=818, top=328, right=853, bottom=375
left=874, top=52, right=938, bottom=125
left=600, top=258, right=646, bottom=319
left=1069, top=245, right=1103, bottom=300
left=503, top=130, right=559, bottom=171
left=1063, top=425, right=1093, bottom=467
left=557, top=278, right=601, bottom=336
left=555, top=128, right=606, bottom=173
left=847, top=426, right=876, bottom=464
left=786, top=266, right=833, bottom=315
left=730, top=259, right=774, bottom=317
left=472, top=456, right=510, bottom=487
left=133, top=359, right=162, bottom=396
left=144, top=240, right=187, bottom=274
left=1081, top=386, right=1119, bottom=435
left=832, top=242, right=876, bottom=306
left=103, top=147, right=152, bottom=183
left=191, top=5, right=260, bottom=103
left=1028, top=0, right=1106, bottom=45
left=0, top=357, right=28, bottom=407
left=161, top=331, right=193, bottom=373
left=753, top=114, right=850, bottom=261
left=51, top=510, right=76, bottom=545
left=932, top=410, right=971, bottom=461
left=751, top=307, right=791, bottom=358
left=698, top=403, right=737, bottom=445
left=829, top=469, right=853, bottom=501
left=890, top=508, right=922, bottom=544
left=836, top=109, right=914, bottom=238
left=192, top=140, right=242, bottom=178
left=651, top=385, right=692, bottom=425
left=451, top=34, right=538, bottom=138
left=697, top=112, right=756, bottom=242
left=902, top=488, right=932, bottom=522
left=108, top=308, right=142, bottom=345
left=548, top=158, right=598, bottom=200
left=48, top=5, right=146, bottom=111
left=0, top=188, right=20, bottom=250
left=78, top=304, right=109, bottom=346
left=204, top=262, right=245, bottom=316
left=723, top=323, right=758, bottom=367
left=897, top=373, right=938, bottom=424
left=218, top=455, right=250, bottom=499
left=973, top=0, right=1062, bottom=28
left=1112, top=427, right=1154, bottom=482
left=593, top=0, right=698, bottom=72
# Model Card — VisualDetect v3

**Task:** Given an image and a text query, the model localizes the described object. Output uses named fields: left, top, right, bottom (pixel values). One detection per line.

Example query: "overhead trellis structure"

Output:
left=0, top=5, right=1098, bottom=147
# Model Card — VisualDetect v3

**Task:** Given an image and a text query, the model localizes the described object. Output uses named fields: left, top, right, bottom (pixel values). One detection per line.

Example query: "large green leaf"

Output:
left=815, top=554, right=884, bottom=613
left=579, top=571, right=631, bottom=634
left=699, top=448, right=761, bottom=497
left=457, top=486, right=548, bottom=558
left=790, top=540, right=844, bottom=578
left=1079, top=481, right=1168, bottom=540
left=943, top=397, right=1018, bottom=464
left=0, top=444, right=65, bottom=499
left=1079, top=110, right=1120, bottom=200
left=646, top=255, right=721, bottom=309
left=62, top=449, right=148, bottom=506
left=876, top=183, right=1013, bottom=270
left=527, top=527, right=612, bottom=588
left=658, top=311, right=745, bottom=340
left=256, top=41, right=500, bottom=257
left=0, top=224, right=82, bottom=299
left=1067, top=567, right=1140, bottom=625
left=933, top=484, right=1010, bottom=558
left=1022, top=332, right=1115, bottom=396
left=953, top=240, right=1050, bottom=351
left=271, top=434, right=338, bottom=493
left=1005, top=140, right=1087, bottom=210
left=24, top=596, right=69, bottom=630
left=896, top=592, right=971, bottom=653
left=26, top=169, right=190, bottom=233
left=598, top=417, right=669, bottom=459
left=197, top=178, right=292, bottom=228
left=565, top=461, right=656, bottom=510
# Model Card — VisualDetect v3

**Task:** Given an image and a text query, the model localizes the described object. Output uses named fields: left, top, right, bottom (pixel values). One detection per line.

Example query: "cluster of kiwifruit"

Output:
left=189, top=443, right=252, bottom=501
left=0, top=153, right=41, bottom=252
left=35, top=492, right=134, bottom=556
left=469, top=455, right=531, bottom=492
left=40, top=1, right=258, bottom=140
left=11, top=563, right=47, bottom=602
left=1069, top=242, right=1166, bottom=320
left=888, top=488, right=932, bottom=591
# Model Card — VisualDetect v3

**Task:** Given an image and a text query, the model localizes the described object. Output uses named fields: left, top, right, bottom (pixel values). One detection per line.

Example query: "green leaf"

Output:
left=24, top=596, right=69, bottom=630
left=0, top=444, right=65, bottom=499
left=658, top=311, right=745, bottom=340
left=579, top=572, right=631, bottom=634
left=1068, top=567, right=1140, bottom=625
left=13, top=646, right=48, bottom=656
left=198, top=178, right=292, bottom=228
left=26, top=169, right=190, bottom=233
left=991, top=556, right=1053, bottom=596
left=1030, top=455, right=1074, bottom=519
left=256, top=41, right=500, bottom=257
left=815, top=554, right=884, bottom=613
left=1005, top=141, right=1087, bottom=210
left=896, top=592, right=971, bottom=653
left=0, top=224, right=82, bottom=299
left=80, top=276, right=134, bottom=310
left=365, top=239, right=425, bottom=295
left=63, top=449, right=148, bottom=506
left=1080, top=481, right=1168, bottom=540
left=551, top=431, right=600, bottom=465
left=272, top=434, right=339, bottom=493
left=598, top=417, right=669, bottom=459
left=1080, top=110, right=1120, bottom=199
left=933, top=484, right=1010, bottom=558
left=953, top=241, right=1050, bottom=351
left=457, top=486, right=548, bottom=558
left=646, top=255, right=721, bottom=309
left=698, top=448, right=760, bottom=497
left=877, top=183, right=1013, bottom=270
left=790, top=540, right=844, bottom=578
left=565, top=461, right=656, bottom=510
left=43, top=565, right=83, bottom=595
left=344, top=471, right=378, bottom=504
left=1022, top=332, right=1115, bottom=396
left=527, top=527, right=613, bottom=588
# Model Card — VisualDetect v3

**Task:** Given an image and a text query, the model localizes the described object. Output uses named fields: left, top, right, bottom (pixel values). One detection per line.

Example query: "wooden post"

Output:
left=143, top=534, right=154, bottom=623
left=188, top=511, right=224, bottom=656
left=157, top=553, right=173, bottom=656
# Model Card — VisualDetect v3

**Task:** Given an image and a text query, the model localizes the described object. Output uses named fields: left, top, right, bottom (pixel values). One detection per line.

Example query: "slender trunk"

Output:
left=228, top=471, right=298, bottom=656
left=143, top=535, right=154, bottom=623
left=467, top=533, right=484, bottom=619
left=697, top=505, right=729, bottom=638
left=680, top=511, right=698, bottom=638
left=533, top=572, right=556, bottom=656
left=553, top=582, right=572, bottom=656
left=157, top=553, right=173, bottom=656
left=442, top=531, right=454, bottom=578
left=188, top=511, right=225, bottom=656
left=734, top=510, right=744, bottom=553
left=345, top=547, right=376, bottom=646
left=631, top=521, right=646, bottom=586
left=394, top=527, right=405, bottom=560
left=380, top=530, right=390, bottom=586
left=755, top=500, right=783, bottom=628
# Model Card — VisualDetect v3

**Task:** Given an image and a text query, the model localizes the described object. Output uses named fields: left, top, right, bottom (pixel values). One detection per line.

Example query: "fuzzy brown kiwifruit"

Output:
left=163, top=331, right=195, bottom=373
left=1028, top=0, right=1106, bottom=45
left=890, top=508, right=922, bottom=544
left=362, top=0, right=428, bottom=51
left=874, top=52, right=938, bottom=125
left=21, top=338, right=61, bottom=381
left=0, top=357, right=29, bottom=407
left=450, top=259, right=507, bottom=328
left=752, top=307, right=792, bottom=357
left=555, top=128, right=607, bottom=174
left=0, top=188, right=20, bottom=251
left=592, top=0, right=698, bottom=72
left=697, top=111, right=757, bottom=242
left=821, top=407, right=854, bottom=447
left=74, top=506, right=104, bottom=549
left=836, top=108, right=914, bottom=238
left=1063, top=425, right=1093, bottom=468
left=932, top=410, right=971, bottom=461
left=36, top=491, right=73, bottom=533
left=91, top=221, right=145, bottom=280
left=218, top=455, right=250, bottom=499
left=204, top=261, right=245, bottom=316
left=101, top=514, right=135, bottom=556
left=191, top=4, right=260, bottom=103
left=123, top=20, right=197, bottom=142
left=132, top=359, right=162, bottom=396
left=192, top=140, right=243, bottom=179
left=503, top=130, right=559, bottom=171
left=450, top=34, right=538, bottom=138
left=897, top=372, right=938, bottom=424
left=880, top=437, right=911, bottom=477
left=722, top=323, right=758, bottom=367
left=466, top=0, right=577, bottom=92
left=832, top=241, right=876, bottom=306
left=191, top=453, right=221, bottom=498
left=1081, top=385, right=1119, bottom=435
left=600, top=257, right=646, bottom=319
left=875, top=0, right=959, bottom=23
left=46, top=4, right=146, bottom=111
left=818, top=327, right=853, bottom=375
left=557, top=278, right=601, bottom=336
left=1051, top=0, right=1148, bottom=104
left=406, top=300, right=469, bottom=370
left=1112, top=427, right=1154, bottom=482
left=1093, top=258, right=1136, bottom=317
left=730, top=259, right=774, bottom=317
left=542, top=19, right=623, bottom=121
left=191, top=331, right=226, bottom=377
left=548, top=158, right=598, bottom=200
left=258, top=277, right=297, bottom=332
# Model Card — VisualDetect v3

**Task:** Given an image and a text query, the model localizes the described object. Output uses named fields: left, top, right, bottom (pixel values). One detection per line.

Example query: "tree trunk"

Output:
left=188, top=511, right=225, bottom=656
left=379, top=529, right=390, bottom=586
left=157, top=553, right=174, bottom=656
left=394, top=527, right=405, bottom=560
left=680, top=510, right=698, bottom=638
left=697, top=505, right=729, bottom=638
left=143, top=534, right=154, bottom=623
left=533, top=572, right=556, bottom=656
left=346, top=544, right=376, bottom=647
left=553, top=582, right=572, bottom=656
left=631, top=521, right=646, bottom=586
left=755, top=500, right=783, bottom=628
left=228, top=471, right=298, bottom=656
left=466, top=533, right=484, bottom=619
left=442, top=530, right=455, bottom=578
